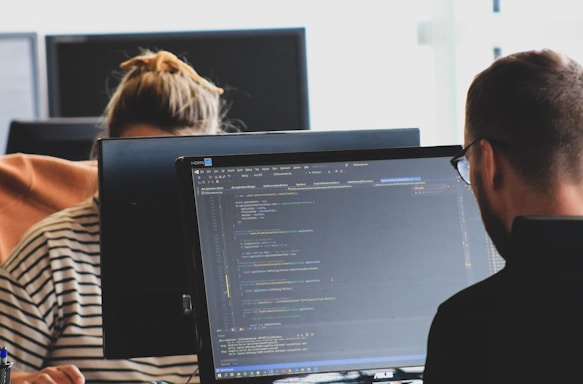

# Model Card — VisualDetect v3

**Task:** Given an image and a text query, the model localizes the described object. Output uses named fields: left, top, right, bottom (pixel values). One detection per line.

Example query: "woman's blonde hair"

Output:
left=102, top=49, right=233, bottom=138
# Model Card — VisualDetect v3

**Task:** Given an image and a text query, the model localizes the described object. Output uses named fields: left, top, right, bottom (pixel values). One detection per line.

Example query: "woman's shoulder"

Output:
left=3, top=197, right=100, bottom=272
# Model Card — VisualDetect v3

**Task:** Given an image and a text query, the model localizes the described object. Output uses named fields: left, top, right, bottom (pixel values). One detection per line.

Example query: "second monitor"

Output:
left=98, top=128, right=420, bottom=359
left=46, top=28, right=310, bottom=132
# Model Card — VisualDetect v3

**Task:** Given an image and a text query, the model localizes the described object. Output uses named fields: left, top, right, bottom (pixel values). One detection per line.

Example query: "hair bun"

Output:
left=120, top=50, right=224, bottom=94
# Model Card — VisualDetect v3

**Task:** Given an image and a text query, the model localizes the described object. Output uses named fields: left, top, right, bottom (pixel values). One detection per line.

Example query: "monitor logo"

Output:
left=204, top=158, right=213, bottom=166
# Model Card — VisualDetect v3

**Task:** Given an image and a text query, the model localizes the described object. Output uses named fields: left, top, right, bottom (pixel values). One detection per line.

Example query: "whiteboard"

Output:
left=0, top=33, right=40, bottom=154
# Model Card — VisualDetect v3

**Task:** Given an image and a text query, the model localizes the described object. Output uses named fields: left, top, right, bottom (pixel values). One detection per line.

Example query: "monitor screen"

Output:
left=98, top=128, right=420, bottom=360
left=46, top=28, right=310, bottom=132
left=6, top=117, right=102, bottom=160
left=174, top=145, right=504, bottom=384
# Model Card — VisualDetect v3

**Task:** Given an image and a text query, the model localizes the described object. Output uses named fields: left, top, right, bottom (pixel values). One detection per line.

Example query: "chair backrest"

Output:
left=0, top=153, right=97, bottom=264
left=495, top=215, right=583, bottom=379
left=5, top=117, right=102, bottom=160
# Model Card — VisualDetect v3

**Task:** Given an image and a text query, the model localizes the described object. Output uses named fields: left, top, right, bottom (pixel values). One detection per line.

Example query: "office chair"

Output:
left=5, top=117, right=102, bottom=161
left=494, top=215, right=583, bottom=381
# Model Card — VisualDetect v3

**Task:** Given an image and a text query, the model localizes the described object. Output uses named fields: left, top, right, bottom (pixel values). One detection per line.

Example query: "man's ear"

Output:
left=478, top=139, right=503, bottom=190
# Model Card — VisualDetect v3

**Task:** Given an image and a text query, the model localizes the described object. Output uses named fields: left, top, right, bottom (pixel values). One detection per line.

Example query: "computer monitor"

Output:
left=98, top=128, right=420, bottom=359
left=6, top=117, right=102, bottom=160
left=46, top=28, right=310, bottom=132
left=174, top=145, right=504, bottom=384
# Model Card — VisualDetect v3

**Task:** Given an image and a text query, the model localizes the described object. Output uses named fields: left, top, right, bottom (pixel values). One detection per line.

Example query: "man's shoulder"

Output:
left=438, top=268, right=508, bottom=314
left=424, top=269, right=511, bottom=383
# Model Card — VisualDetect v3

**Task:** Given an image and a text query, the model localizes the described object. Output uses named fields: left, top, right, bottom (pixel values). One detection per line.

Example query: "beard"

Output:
left=472, top=170, right=512, bottom=260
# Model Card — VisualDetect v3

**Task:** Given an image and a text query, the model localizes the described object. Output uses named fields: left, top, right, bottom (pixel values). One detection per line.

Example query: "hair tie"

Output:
left=120, top=50, right=224, bottom=94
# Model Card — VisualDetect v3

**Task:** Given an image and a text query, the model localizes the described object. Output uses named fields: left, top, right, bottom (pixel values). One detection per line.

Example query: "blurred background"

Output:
left=2, top=0, right=582, bottom=151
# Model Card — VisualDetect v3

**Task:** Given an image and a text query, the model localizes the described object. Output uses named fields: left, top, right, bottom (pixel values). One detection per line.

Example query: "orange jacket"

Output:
left=0, top=153, right=98, bottom=264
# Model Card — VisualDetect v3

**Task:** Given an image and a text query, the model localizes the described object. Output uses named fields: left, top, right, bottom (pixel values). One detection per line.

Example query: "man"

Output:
left=423, top=49, right=583, bottom=383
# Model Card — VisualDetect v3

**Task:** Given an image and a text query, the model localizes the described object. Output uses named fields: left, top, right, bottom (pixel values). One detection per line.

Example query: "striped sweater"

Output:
left=0, top=196, right=198, bottom=383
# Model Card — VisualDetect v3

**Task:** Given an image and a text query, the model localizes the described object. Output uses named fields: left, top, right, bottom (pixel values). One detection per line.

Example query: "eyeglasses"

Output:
left=450, top=138, right=483, bottom=185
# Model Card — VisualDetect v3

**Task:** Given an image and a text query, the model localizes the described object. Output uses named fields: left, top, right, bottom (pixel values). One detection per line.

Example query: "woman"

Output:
left=0, top=49, right=236, bottom=384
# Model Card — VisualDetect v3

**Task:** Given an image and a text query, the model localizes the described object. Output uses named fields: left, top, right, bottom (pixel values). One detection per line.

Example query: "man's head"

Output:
left=462, top=49, right=583, bottom=257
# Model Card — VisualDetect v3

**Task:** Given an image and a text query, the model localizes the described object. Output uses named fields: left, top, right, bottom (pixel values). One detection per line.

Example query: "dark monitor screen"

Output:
left=46, top=28, right=310, bottom=132
left=6, top=117, right=102, bottom=160
left=98, top=128, right=420, bottom=359
left=174, top=145, right=504, bottom=384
